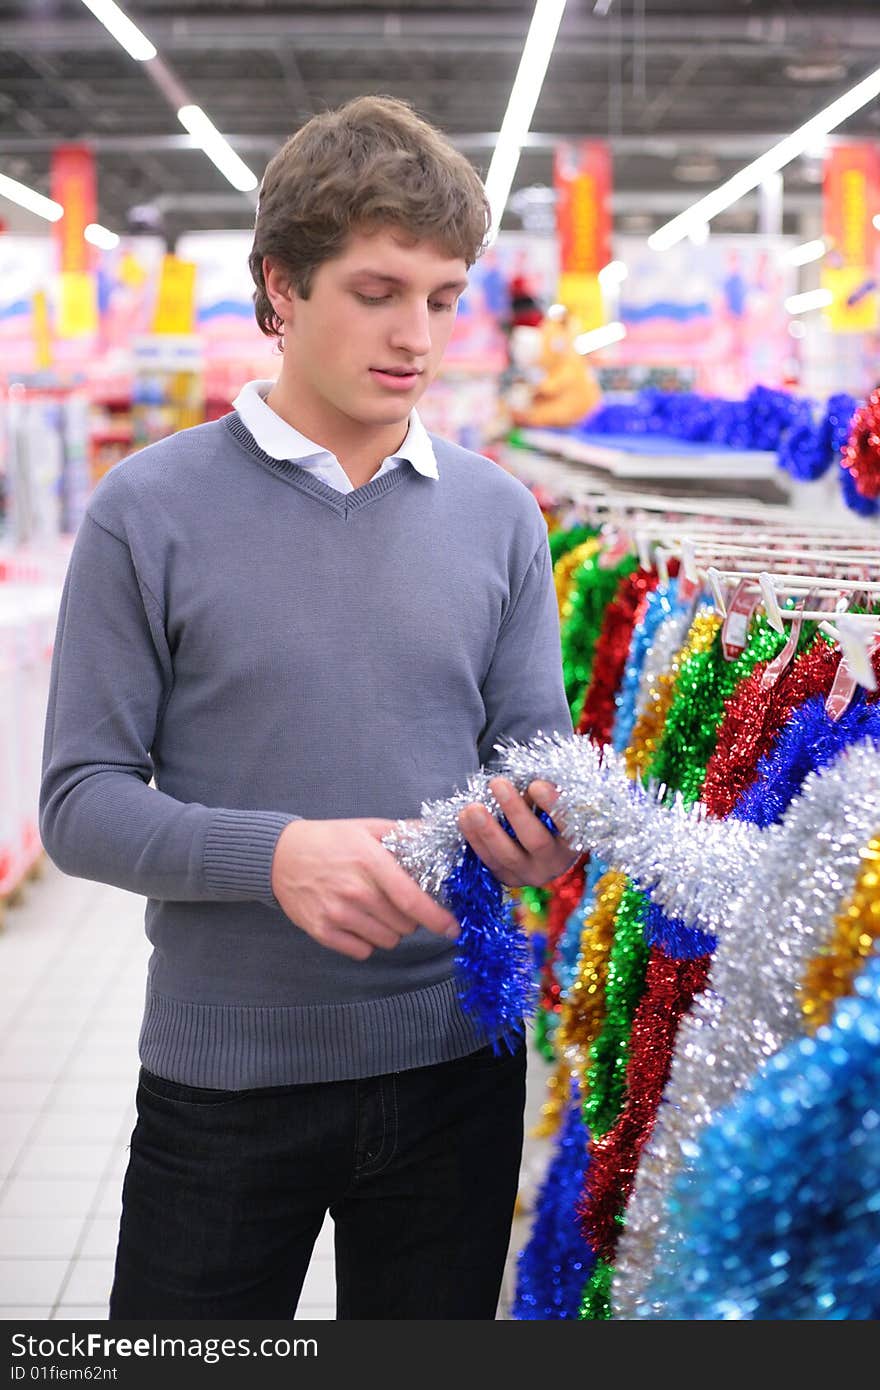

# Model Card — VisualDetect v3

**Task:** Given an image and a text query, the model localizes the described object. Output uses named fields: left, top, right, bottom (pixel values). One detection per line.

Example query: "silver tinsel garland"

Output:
left=384, top=732, right=880, bottom=1319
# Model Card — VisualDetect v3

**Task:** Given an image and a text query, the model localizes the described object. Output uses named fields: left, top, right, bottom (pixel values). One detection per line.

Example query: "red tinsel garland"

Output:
left=575, top=568, right=660, bottom=743
left=537, top=567, right=659, bottom=1018
left=577, top=950, right=711, bottom=1261
left=843, top=387, right=880, bottom=499
left=700, top=634, right=842, bottom=819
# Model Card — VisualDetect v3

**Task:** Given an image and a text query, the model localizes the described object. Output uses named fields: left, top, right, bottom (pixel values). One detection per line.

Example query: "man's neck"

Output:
left=264, top=374, right=409, bottom=490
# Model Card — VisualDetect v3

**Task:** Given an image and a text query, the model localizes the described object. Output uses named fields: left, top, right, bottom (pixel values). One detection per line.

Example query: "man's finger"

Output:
left=459, top=803, right=529, bottom=878
left=528, top=780, right=560, bottom=812
left=489, top=778, right=554, bottom=855
left=369, top=845, right=460, bottom=939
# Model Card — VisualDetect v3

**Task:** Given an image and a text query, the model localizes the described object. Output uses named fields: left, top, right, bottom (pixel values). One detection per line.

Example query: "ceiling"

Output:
left=2, top=1, right=880, bottom=243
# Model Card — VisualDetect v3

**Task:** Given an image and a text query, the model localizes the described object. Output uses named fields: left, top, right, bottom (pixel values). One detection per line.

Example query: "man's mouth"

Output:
left=369, top=367, right=422, bottom=388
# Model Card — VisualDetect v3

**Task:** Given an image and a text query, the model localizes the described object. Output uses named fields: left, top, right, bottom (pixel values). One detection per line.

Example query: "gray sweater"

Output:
left=40, top=413, right=572, bottom=1087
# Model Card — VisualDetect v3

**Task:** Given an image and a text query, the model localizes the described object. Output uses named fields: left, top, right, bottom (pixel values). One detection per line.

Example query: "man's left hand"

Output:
left=458, top=778, right=580, bottom=888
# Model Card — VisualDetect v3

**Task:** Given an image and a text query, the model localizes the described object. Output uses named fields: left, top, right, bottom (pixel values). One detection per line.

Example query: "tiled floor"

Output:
left=0, top=861, right=551, bottom=1321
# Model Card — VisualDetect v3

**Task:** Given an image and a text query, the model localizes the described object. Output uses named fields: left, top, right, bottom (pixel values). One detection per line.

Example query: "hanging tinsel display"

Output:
left=638, top=951, right=880, bottom=1320
left=799, top=832, right=880, bottom=1032
left=538, top=565, right=659, bottom=1052
left=581, top=885, right=651, bottom=1140
left=549, top=521, right=599, bottom=568
left=388, top=730, right=880, bottom=1318
left=633, top=601, right=696, bottom=726
left=610, top=731, right=880, bottom=1318
left=573, top=616, right=787, bottom=1314
left=735, top=687, right=880, bottom=829
left=575, top=567, right=659, bottom=743
left=625, top=609, right=721, bottom=780
left=578, top=950, right=711, bottom=1264
left=612, top=580, right=682, bottom=754
left=553, top=536, right=601, bottom=617
left=700, top=630, right=839, bottom=819
left=511, top=1081, right=594, bottom=1319
left=838, top=458, right=880, bottom=516
left=560, top=549, right=637, bottom=721
left=646, top=616, right=787, bottom=807
left=842, top=386, right=880, bottom=499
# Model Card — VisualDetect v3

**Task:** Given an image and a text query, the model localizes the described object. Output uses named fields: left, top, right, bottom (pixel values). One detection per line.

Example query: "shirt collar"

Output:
left=231, top=379, right=439, bottom=480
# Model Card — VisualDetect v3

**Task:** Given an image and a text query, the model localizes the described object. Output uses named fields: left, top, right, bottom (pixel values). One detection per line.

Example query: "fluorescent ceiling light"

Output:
left=598, top=260, right=628, bottom=287
left=177, top=105, right=258, bottom=193
left=784, top=287, right=833, bottom=315
left=574, top=321, right=626, bottom=354
left=873, top=213, right=880, bottom=231
left=84, top=222, right=120, bottom=250
left=79, top=0, right=156, bottom=62
left=593, top=0, right=614, bottom=13
left=649, top=64, right=880, bottom=250
left=785, top=237, right=827, bottom=267
left=0, top=171, right=63, bottom=221
left=484, top=0, right=567, bottom=238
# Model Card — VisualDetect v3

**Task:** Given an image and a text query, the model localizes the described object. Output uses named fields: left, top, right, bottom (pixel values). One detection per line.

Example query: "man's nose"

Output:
left=389, top=302, right=432, bottom=357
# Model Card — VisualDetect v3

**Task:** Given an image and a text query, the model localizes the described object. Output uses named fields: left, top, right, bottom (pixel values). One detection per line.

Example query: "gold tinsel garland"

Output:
left=800, top=832, right=880, bottom=1031
left=625, top=610, right=722, bottom=781
left=530, top=870, right=627, bottom=1137
left=554, top=537, right=601, bottom=619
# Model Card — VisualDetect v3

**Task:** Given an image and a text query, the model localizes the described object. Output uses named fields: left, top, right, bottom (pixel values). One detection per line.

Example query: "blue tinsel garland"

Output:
left=612, top=580, right=682, bottom=754
left=640, top=953, right=880, bottom=1320
left=583, top=385, right=875, bottom=515
left=443, top=809, right=560, bottom=1047
left=735, top=692, right=880, bottom=829
left=512, top=1082, right=595, bottom=1319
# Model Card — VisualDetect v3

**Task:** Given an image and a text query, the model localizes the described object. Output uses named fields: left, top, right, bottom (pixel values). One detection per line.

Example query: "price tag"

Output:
left=826, top=631, right=880, bottom=720
left=721, top=580, right=759, bottom=662
left=761, top=610, right=804, bottom=691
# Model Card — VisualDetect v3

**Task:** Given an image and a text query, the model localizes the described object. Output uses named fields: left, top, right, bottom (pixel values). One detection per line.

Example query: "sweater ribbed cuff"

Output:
left=203, top=810, right=298, bottom=905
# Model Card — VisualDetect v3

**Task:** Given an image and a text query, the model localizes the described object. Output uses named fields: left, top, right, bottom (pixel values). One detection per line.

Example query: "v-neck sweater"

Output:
left=40, top=412, right=572, bottom=1087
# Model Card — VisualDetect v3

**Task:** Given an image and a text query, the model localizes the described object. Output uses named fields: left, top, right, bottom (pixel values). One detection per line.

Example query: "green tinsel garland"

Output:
left=581, top=885, right=650, bottom=1138
left=548, top=522, right=599, bottom=567
left=647, top=616, right=796, bottom=806
left=560, top=551, right=637, bottom=722
left=579, top=1257, right=613, bottom=1319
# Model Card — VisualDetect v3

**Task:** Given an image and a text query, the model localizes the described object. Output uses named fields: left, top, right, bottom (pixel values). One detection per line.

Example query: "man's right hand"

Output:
left=270, top=818, right=461, bottom=961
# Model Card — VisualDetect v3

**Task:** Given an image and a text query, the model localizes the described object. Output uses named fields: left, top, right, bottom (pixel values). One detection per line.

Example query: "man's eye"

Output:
left=429, top=301, right=456, bottom=313
left=356, top=293, right=391, bottom=305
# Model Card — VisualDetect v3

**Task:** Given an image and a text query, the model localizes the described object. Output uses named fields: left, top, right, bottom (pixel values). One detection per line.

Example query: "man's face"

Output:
left=273, top=226, right=468, bottom=433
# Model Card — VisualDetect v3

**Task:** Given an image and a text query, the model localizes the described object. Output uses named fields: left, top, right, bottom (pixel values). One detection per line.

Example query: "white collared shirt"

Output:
left=231, top=379, right=439, bottom=494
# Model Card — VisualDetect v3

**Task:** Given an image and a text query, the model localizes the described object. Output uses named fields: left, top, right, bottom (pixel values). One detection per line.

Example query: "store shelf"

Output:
left=519, top=428, right=780, bottom=481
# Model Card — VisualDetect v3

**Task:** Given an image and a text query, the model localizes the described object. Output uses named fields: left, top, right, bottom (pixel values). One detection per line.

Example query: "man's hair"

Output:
left=248, top=95, right=491, bottom=340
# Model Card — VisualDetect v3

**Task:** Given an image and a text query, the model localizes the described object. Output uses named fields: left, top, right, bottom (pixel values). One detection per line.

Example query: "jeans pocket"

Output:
left=137, top=1067, right=249, bottom=1107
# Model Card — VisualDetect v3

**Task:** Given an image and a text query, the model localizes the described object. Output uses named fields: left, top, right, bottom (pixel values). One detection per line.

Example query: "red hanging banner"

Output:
left=554, top=141, right=612, bottom=333
left=50, top=144, right=98, bottom=338
left=51, top=144, right=96, bottom=274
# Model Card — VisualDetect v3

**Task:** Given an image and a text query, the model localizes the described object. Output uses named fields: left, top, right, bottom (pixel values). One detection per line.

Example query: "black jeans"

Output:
left=109, top=1039, right=526, bottom=1320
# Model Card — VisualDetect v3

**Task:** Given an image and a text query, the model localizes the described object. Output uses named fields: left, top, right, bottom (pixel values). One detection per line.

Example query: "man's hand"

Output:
left=458, top=778, right=579, bottom=888
left=271, top=818, right=460, bottom=961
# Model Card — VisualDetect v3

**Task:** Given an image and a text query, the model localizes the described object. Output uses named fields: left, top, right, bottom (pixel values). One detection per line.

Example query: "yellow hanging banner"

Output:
left=32, top=289, right=52, bottom=368
left=152, top=256, right=197, bottom=335
left=822, top=144, right=880, bottom=333
left=58, top=270, right=99, bottom=338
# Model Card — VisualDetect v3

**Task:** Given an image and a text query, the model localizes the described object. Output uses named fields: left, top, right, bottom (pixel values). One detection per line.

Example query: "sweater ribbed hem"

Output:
left=138, top=979, right=497, bottom=1086
left=203, top=809, right=295, bottom=904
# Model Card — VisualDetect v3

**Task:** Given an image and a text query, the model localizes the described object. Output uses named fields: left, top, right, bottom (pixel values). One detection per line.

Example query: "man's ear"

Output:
left=263, top=257, right=296, bottom=326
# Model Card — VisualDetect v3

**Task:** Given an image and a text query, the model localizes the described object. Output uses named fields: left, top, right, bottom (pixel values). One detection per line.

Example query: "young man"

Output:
left=40, top=96, right=575, bottom=1320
